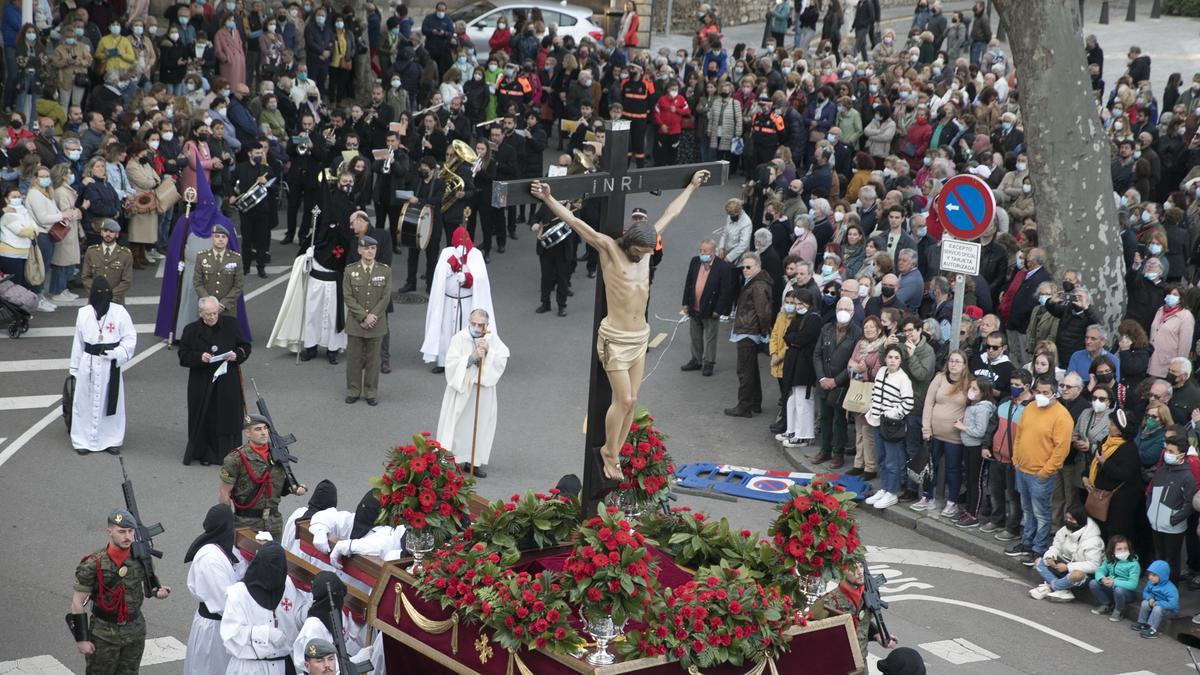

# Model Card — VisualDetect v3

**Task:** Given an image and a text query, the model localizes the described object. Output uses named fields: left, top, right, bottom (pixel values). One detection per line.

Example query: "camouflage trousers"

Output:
left=85, top=619, right=145, bottom=675
left=235, top=511, right=283, bottom=543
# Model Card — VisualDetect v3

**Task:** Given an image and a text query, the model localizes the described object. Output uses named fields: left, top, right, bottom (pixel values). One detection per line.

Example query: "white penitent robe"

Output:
left=220, top=578, right=310, bottom=675
left=69, top=303, right=137, bottom=452
left=267, top=255, right=308, bottom=353
left=420, top=246, right=495, bottom=366
left=184, top=545, right=248, bottom=675
left=329, top=525, right=407, bottom=595
left=291, top=616, right=377, bottom=673
left=436, top=329, right=509, bottom=467
left=267, top=257, right=346, bottom=353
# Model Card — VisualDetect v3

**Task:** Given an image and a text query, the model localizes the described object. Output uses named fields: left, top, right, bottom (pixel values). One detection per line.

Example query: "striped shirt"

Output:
left=866, top=367, right=914, bottom=427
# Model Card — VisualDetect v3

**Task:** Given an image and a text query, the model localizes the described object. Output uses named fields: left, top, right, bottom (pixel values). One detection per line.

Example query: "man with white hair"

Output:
left=1051, top=370, right=1090, bottom=530
left=436, top=309, right=510, bottom=477
left=1066, top=325, right=1120, bottom=381
left=1166, top=357, right=1200, bottom=426
left=179, top=296, right=251, bottom=465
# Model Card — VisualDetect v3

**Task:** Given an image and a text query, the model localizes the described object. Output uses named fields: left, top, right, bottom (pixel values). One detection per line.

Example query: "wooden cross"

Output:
left=492, top=119, right=729, bottom=517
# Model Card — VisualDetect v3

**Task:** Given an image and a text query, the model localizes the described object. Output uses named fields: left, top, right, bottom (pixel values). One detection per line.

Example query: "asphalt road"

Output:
left=1, top=175, right=1197, bottom=673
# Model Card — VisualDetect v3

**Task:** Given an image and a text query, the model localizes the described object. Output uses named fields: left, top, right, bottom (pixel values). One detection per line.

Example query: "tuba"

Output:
left=440, top=139, right=479, bottom=212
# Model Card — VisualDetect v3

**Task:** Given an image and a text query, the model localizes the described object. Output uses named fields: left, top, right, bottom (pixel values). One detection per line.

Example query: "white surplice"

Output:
left=220, top=578, right=310, bottom=675
left=420, top=246, right=495, bottom=366
left=267, top=255, right=308, bottom=353
left=184, top=545, right=248, bottom=675
left=307, top=508, right=354, bottom=554
left=68, top=303, right=137, bottom=452
left=329, top=525, right=407, bottom=594
left=268, top=257, right=346, bottom=353
left=435, top=329, right=509, bottom=467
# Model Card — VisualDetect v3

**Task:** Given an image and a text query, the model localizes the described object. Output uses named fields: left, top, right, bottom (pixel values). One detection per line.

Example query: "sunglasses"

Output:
left=986, top=345, right=1003, bottom=351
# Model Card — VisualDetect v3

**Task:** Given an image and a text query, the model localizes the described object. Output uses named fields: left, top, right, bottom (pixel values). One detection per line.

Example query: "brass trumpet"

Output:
left=568, top=148, right=595, bottom=175
left=441, top=139, right=478, bottom=212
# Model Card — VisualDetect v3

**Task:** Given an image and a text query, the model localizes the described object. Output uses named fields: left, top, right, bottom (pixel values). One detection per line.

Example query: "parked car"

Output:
left=453, top=1, right=606, bottom=53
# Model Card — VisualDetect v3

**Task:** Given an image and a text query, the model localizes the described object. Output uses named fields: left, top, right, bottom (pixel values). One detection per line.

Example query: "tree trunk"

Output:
left=992, top=0, right=1126, bottom=326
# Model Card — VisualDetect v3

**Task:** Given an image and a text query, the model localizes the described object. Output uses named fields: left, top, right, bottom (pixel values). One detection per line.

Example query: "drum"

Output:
left=234, top=183, right=269, bottom=213
left=538, top=219, right=571, bottom=248
left=399, top=203, right=433, bottom=250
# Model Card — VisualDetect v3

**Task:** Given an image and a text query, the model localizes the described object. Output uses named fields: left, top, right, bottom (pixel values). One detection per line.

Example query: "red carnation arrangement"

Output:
left=620, top=565, right=796, bottom=669
left=618, top=408, right=675, bottom=503
left=768, top=480, right=860, bottom=579
left=477, top=569, right=580, bottom=655
left=416, top=532, right=513, bottom=616
left=562, top=506, right=660, bottom=626
left=369, top=432, right=472, bottom=542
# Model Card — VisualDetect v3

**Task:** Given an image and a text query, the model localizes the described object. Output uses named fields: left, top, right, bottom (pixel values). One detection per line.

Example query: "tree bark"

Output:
left=992, top=0, right=1126, bottom=325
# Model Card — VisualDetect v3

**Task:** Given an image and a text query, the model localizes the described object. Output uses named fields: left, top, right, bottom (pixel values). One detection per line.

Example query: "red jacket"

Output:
left=998, top=268, right=1026, bottom=322
left=487, top=28, right=511, bottom=55
left=653, top=93, right=690, bottom=134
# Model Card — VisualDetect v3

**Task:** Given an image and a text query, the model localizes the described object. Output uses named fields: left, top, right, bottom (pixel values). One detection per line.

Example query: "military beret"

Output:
left=108, top=508, right=138, bottom=529
left=244, top=413, right=271, bottom=429
left=212, top=224, right=230, bottom=236
left=304, top=638, right=336, bottom=659
left=358, top=235, right=378, bottom=248
left=100, top=219, right=121, bottom=233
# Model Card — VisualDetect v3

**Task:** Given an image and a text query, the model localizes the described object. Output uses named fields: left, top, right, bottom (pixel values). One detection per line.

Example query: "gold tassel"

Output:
left=688, top=658, right=777, bottom=675
left=396, top=586, right=460, bottom=655
left=505, top=649, right=535, bottom=675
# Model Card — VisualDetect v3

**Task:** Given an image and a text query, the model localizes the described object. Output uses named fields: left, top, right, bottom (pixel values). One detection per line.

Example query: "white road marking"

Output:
left=884, top=594, right=1103, bottom=653
left=139, top=636, right=187, bottom=666
left=123, top=296, right=165, bottom=305
left=21, top=324, right=155, bottom=339
left=1114, top=671, right=1157, bottom=675
left=0, top=395, right=62, bottom=411
left=0, top=359, right=71, bottom=373
left=918, top=638, right=1000, bottom=665
left=0, top=272, right=290, bottom=471
left=866, top=545, right=1011, bottom=580
left=0, top=654, right=74, bottom=674
left=866, top=653, right=881, bottom=674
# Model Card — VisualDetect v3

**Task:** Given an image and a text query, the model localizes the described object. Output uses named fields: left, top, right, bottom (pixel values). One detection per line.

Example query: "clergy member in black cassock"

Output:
left=179, top=297, right=252, bottom=466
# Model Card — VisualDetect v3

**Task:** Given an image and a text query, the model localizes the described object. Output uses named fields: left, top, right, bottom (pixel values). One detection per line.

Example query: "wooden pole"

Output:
left=468, top=329, right=487, bottom=479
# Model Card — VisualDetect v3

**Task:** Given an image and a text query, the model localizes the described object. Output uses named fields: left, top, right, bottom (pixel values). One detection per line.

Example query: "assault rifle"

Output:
left=326, top=582, right=373, bottom=673
left=118, top=456, right=165, bottom=597
left=862, top=561, right=893, bottom=646
left=250, top=379, right=300, bottom=490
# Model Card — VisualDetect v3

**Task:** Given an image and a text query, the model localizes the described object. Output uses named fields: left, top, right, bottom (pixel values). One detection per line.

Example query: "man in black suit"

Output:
left=372, top=130, right=412, bottom=253
left=1006, top=247, right=1049, bottom=366
left=681, top=238, right=734, bottom=377
left=489, top=123, right=520, bottom=253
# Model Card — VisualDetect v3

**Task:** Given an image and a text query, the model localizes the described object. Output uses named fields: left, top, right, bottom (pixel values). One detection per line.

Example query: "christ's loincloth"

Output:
left=596, top=318, right=650, bottom=372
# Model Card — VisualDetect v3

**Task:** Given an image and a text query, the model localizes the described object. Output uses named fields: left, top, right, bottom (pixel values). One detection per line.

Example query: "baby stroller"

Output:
left=0, top=272, right=35, bottom=337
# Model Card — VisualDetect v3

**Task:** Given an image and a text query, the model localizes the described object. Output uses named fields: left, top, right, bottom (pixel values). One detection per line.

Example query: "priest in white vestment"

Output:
left=69, top=277, right=137, bottom=454
left=421, top=227, right=495, bottom=371
left=220, top=543, right=310, bottom=675
left=436, top=309, right=509, bottom=477
left=184, top=505, right=247, bottom=675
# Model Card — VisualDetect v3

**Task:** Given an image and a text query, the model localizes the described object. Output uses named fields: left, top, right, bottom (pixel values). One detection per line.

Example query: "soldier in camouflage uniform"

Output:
left=219, top=413, right=307, bottom=541
left=67, top=508, right=171, bottom=675
left=191, top=224, right=244, bottom=317
left=820, top=561, right=894, bottom=658
left=81, top=220, right=134, bottom=303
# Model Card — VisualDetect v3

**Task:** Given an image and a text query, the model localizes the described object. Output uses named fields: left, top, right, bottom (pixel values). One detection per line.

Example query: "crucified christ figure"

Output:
left=530, top=169, right=711, bottom=481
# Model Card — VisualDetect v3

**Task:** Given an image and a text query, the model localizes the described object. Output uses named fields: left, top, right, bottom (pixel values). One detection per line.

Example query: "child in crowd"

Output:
left=1029, top=503, right=1103, bottom=602
left=1131, top=560, right=1178, bottom=639
left=952, top=376, right=995, bottom=528
left=1088, top=535, right=1141, bottom=622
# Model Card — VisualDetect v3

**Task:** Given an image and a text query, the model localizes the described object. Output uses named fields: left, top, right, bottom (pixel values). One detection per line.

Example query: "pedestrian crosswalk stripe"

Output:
left=0, top=654, right=74, bottom=673
left=0, top=359, right=71, bottom=373
left=866, top=653, right=880, bottom=673
left=139, top=636, right=187, bottom=666
left=0, top=395, right=62, bottom=411
left=21, top=324, right=156, bottom=338
left=918, top=638, right=999, bottom=664
left=123, top=296, right=165, bottom=305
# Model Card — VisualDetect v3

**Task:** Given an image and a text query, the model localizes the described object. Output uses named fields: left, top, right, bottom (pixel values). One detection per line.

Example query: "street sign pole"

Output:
left=950, top=274, right=966, bottom=353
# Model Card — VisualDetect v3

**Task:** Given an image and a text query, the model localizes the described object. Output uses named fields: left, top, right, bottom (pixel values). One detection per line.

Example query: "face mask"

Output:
left=315, top=15, right=325, bottom=26
left=880, top=286, right=896, bottom=299
left=836, top=310, right=852, bottom=324
left=67, top=149, right=82, bottom=160
left=1164, top=452, right=1179, bottom=464
left=1010, top=386, right=1024, bottom=398
left=796, top=306, right=809, bottom=315
left=1091, top=398, right=1108, bottom=413
left=75, top=26, right=85, bottom=35
left=868, top=84, right=878, bottom=94
left=162, top=131, right=175, bottom=142
left=857, top=285, right=869, bottom=298
left=1035, top=393, right=1051, bottom=407
left=7, top=197, right=21, bottom=207
left=148, top=139, right=162, bottom=151
left=335, top=20, right=344, bottom=29
left=793, top=226, right=804, bottom=237
left=1066, top=519, right=1085, bottom=532
left=733, top=67, right=744, bottom=76
left=699, top=254, right=712, bottom=263
left=783, top=303, right=796, bottom=314
left=1165, top=294, right=1180, bottom=307
left=298, top=73, right=308, bottom=81
left=720, top=91, right=731, bottom=98
left=1096, top=372, right=1113, bottom=383
left=884, top=37, right=893, bottom=45
left=1115, top=550, right=1130, bottom=561
left=1038, top=294, right=1050, bottom=306
left=132, top=25, right=143, bottom=35
left=66, top=37, right=76, bottom=44
left=216, top=107, right=227, bottom=117
left=1148, top=242, right=1163, bottom=255
left=169, top=32, right=180, bottom=41
left=1144, top=271, right=1159, bottom=281
left=922, top=157, right=931, bottom=167
left=36, top=176, right=50, bottom=188
left=827, top=133, right=838, bottom=143
left=110, top=25, right=121, bottom=35
left=782, top=66, right=791, bottom=75
left=1022, top=184, right=1032, bottom=194
left=1133, top=150, right=1142, bottom=160
left=1062, top=280, right=1075, bottom=293
left=821, top=264, right=834, bottom=276
left=436, top=11, right=445, bottom=18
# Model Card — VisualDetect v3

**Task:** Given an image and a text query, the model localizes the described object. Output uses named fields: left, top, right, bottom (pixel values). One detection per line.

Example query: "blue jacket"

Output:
left=1094, top=555, right=1141, bottom=591
left=227, top=98, right=259, bottom=148
left=805, top=98, right=837, bottom=135
left=701, top=49, right=726, bottom=78
left=1066, top=348, right=1119, bottom=383
left=421, top=13, right=454, bottom=53
left=1142, top=560, right=1179, bottom=611
left=2, top=5, right=20, bottom=48
left=304, top=19, right=332, bottom=59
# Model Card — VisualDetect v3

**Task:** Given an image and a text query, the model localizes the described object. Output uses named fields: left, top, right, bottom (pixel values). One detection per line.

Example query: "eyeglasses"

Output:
left=741, top=265, right=754, bottom=270
left=1093, top=397, right=1109, bottom=403
left=986, top=345, right=1004, bottom=351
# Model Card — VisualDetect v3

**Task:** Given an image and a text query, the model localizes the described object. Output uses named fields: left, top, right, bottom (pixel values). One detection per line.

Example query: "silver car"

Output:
left=452, top=1, right=606, bottom=53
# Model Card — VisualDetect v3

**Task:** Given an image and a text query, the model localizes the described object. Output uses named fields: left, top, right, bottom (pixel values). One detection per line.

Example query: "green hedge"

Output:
left=1164, top=0, right=1200, bottom=16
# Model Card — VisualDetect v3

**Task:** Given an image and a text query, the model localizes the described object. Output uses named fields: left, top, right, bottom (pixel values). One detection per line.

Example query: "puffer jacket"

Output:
left=1043, top=518, right=1104, bottom=574
left=1142, top=560, right=1179, bottom=611
left=1093, top=555, right=1142, bottom=592
left=1145, top=461, right=1197, bottom=534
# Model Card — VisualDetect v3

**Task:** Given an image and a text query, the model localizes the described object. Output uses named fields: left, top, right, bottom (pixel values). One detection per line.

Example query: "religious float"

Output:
left=237, top=409, right=869, bottom=674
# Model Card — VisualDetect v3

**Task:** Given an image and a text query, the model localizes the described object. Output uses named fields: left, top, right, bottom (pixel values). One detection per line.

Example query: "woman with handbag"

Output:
left=1085, top=410, right=1145, bottom=542
left=846, top=315, right=886, bottom=479
left=51, top=20, right=94, bottom=109
left=916, top=350, right=971, bottom=517
left=49, top=164, right=84, bottom=304
left=0, top=188, right=41, bottom=300
left=28, top=164, right=82, bottom=305
left=866, top=344, right=914, bottom=509
left=125, top=140, right=163, bottom=269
